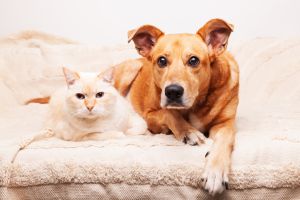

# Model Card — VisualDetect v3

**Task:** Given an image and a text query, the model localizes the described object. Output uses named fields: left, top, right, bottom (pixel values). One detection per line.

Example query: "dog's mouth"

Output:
left=161, top=84, right=187, bottom=109
left=164, top=101, right=186, bottom=109
left=161, top=83, right=196, bottom=110
left=162, top=96, right=196, bottom=110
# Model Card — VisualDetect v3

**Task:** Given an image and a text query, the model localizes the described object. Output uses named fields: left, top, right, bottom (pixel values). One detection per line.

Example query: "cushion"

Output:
left=0, top=31, right=299, bottom=199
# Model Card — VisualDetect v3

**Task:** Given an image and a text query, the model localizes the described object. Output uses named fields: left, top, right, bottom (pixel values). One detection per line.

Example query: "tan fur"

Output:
left=113, top=59, right=144, bottom=96
left=114, top=19, right=239, bottom=195
left=25, top=96, right=51, bottom=105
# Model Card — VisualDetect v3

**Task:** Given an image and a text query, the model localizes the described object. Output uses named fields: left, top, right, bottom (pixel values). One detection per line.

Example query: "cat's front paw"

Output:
left=86, top=131, right=126, bottom=140
left=125, top=126, right=147, bottom=135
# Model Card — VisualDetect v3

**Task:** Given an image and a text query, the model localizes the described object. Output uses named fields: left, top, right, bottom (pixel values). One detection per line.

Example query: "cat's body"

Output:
left=45, top=68, right=147, bottom=141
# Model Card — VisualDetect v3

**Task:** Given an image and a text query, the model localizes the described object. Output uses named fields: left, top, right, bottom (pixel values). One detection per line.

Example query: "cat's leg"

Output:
left=125, top=112, right=147, bottom=135
left=84, top=131, right=126, bottom=141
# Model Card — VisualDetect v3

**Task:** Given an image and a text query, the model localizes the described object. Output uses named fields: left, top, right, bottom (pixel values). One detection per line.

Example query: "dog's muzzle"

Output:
left=165, top=84, right=184, bottom=106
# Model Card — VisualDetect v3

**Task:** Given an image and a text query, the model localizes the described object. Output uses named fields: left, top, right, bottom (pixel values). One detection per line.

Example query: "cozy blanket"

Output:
left=0, top=32, right=299, bottom=199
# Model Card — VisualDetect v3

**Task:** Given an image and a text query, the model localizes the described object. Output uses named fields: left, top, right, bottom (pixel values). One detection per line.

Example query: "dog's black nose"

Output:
left=165, top=84, right=184, bottom=101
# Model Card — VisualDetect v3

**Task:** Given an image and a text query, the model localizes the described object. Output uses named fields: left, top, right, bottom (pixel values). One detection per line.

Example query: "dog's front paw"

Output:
left=202, top=151, right=229, bottom=195
left=183, top=131, right=212, bottom=146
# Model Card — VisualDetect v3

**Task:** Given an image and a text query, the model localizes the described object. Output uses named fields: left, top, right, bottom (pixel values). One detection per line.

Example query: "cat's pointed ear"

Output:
left=62, top=67, right=80, bottom=87
left=98, top=67, right=114, bottom=84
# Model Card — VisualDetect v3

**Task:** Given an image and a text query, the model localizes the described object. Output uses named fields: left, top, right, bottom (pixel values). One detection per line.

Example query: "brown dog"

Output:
left=115, top=19, right=239, bottom=195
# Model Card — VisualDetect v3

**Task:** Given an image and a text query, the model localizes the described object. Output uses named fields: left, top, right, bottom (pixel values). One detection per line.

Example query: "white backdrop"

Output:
left=0, top=0, right=299, bottom=45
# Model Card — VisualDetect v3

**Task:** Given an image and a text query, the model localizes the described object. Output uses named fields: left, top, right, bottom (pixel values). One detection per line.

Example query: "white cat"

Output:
left=44, top=67, right=147, bottom=141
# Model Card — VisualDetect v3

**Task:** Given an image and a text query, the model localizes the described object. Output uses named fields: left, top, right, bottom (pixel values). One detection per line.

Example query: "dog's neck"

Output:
left=192, top=55, right=231, bottom=111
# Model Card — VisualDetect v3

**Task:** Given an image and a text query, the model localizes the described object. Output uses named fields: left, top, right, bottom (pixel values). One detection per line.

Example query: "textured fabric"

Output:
left=0, top=32, right=300, bottom=199
left=1, top=184, right=300, bottom=200
left=1, top=133, right=300, bottom=189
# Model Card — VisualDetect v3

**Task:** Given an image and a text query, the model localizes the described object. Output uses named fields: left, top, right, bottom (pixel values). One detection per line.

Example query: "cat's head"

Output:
left=62, top=67, right=118, bottom=119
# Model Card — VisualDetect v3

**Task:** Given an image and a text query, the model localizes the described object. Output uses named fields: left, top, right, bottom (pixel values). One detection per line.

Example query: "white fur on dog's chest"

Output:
left=189, top=113, right=205, bottom=133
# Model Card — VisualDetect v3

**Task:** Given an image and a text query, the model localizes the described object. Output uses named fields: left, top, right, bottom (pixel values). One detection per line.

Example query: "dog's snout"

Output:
left=165, top=84, right=184, bottom=101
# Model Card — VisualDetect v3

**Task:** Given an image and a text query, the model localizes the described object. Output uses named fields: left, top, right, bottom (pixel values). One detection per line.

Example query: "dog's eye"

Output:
left=188, top=56, right=200, bottom=67
left=96, top=92, right=104, bottom=98
left=75, top=93, right=85, bottom=99
left=157, top=56, right=168, bottom=68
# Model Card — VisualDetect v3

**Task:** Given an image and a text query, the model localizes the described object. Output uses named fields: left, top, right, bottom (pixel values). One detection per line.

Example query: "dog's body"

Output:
left=115, top=19, right=239, bottom=195
left=25, top=19, right=239, bottom=195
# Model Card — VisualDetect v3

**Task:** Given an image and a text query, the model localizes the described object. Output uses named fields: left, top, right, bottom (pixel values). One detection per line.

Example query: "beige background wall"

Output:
left=0, top=0, right=299, bottom=45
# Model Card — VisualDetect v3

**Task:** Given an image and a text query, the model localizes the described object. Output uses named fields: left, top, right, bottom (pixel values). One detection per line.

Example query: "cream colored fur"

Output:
left=46, top=67, right=147, bottom=141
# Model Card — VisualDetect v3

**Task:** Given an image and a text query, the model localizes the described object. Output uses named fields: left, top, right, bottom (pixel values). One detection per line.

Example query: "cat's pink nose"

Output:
left=86, top=106, right=94, bottom=111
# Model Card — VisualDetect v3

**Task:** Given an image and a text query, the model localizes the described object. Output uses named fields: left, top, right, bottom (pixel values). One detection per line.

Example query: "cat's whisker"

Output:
left=45, top=67, right=147, bottom=141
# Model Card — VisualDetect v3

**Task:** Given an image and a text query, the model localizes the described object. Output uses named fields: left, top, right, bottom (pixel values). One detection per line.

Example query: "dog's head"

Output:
left=128, top=19, right=233, bottom=109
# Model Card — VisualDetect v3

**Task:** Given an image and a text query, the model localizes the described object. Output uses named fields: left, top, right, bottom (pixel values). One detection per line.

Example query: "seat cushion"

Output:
left=0, top=32, right=299, bottom=199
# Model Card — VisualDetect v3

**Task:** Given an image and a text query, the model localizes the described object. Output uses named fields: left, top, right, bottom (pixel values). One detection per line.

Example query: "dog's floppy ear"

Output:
left=197, top=19, right=233, bottom=58
left=128, top=25, right=164, bottom=57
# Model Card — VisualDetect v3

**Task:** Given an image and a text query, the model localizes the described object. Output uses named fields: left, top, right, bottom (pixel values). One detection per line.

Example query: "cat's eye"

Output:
left=75, top=93, right=85, bottom=99
left=157, top=56, right=168, bottom=68
left=96, top=92, right=104, bottom=98
left=188, top=56, right=200, bottom=67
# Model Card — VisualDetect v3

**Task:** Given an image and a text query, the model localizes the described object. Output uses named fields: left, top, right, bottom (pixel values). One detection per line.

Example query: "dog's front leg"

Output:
left=202, top=119, right=236, bottom=195
left=145, top=109, right=209, bottom=145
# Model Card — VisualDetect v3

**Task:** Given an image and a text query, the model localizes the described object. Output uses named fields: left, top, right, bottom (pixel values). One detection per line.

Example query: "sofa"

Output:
left=0, top=31, right=299, bottom=199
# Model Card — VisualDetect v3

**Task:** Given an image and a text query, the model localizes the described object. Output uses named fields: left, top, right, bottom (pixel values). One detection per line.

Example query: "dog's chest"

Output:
left=188, top=113, right=206, bottom=133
